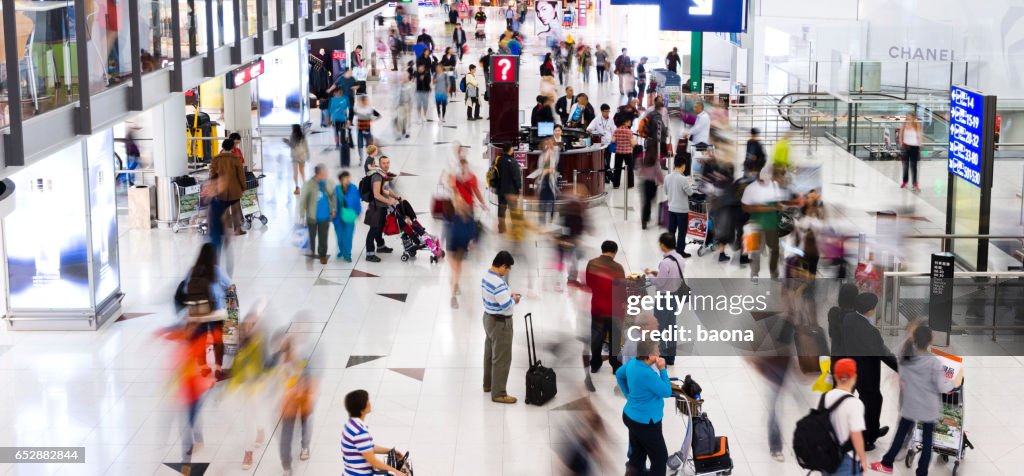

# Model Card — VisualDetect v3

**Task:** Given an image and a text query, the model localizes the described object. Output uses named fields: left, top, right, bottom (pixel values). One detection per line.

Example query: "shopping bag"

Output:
left=292, top=223, right=309, bottom=249
left=811, top=358, right=833, bottom=393
left=742, top=224, right=762, bottom=254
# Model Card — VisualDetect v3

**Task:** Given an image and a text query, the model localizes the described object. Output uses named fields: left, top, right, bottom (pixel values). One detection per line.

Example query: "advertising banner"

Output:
left=3, top=144, right=91, bottom=310
left=535, top=1, right=563, bottom=40
left=87, top=129, right=121, bottom=305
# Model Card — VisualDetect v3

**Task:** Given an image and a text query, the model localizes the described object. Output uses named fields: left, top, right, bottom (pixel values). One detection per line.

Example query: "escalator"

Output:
left=775, top=91, right=948, bottom=130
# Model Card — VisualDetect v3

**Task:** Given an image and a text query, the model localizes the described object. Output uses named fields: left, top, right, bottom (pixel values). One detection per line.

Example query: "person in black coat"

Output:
left=494, top=144, right=522, bottom=234
left=841, top=292, right=897, bottom=450
left=554, top=86, right=575, bottom=125
left=744, top=128, right=767, bottom=176
left=531, top=95, right=555, bottom=127
left=828, top=283, right=859, bottom=369
left=453, top=24, right=467, bottom=61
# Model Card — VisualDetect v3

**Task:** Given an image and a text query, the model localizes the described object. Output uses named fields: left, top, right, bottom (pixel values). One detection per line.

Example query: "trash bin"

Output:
left=128, top=185, right=155, bottom=230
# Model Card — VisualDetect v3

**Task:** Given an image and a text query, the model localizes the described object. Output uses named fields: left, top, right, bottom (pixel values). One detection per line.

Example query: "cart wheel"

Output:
left=401, top=253, right=410, bottom=262
left=410, top=250, right=417, bottom=257
left=697, top=246, right=709, bottom=257
left=199, top=224, right=208, bottom=235
left=172, top=223, right=180, bottom=233
left=243, top=219, right=252, bottom=231
left=952, top=461, right=959, bottom=476
left=259, top=215, right=269, bottom=226
left=905, top=449, right=915, bottom=468
left=942, top=455, right=949, bottom=463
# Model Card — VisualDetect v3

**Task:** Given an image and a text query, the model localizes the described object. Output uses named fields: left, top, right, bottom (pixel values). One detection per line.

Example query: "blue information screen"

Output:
left=948, top=86, right=985, bottom=187
left=660, top=0, right=746, bottom=33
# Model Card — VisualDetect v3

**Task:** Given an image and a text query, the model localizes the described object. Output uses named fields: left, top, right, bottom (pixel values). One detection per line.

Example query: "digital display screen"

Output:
left=538, top=122, right=555, bottom=137
left=948, top=85, right=985, bottom=187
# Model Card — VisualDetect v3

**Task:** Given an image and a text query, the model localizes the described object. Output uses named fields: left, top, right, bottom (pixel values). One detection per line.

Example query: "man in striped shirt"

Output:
left=341, top=390, right=408, bottom=476
left=482, top=251, right=521, bottom=404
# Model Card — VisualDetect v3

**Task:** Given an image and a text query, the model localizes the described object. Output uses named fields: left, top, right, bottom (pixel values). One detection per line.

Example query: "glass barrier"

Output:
left=142, top=0, right=175, bottom=73
left=85, top=0, right=135, bottom=91
left=1, top=1, right=78, bottom=128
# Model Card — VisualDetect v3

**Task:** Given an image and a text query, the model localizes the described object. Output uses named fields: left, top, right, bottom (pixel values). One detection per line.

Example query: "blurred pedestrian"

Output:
left=433, top=64, right=450, bottom=122
left=182, top=243, right=233, bottom=380
left=283, top=124, right=309, bottom=195
left=210, top=139, right=246, bottom=235
left=665, top=155, right=694, bottom=257
left=299, top=164, right=337, bottom=265
left=334, top=171, right=362, bottom=262
left=448, top=157, right=486, bottom=309
left=277, top=335, right=315, bottom=474
left=643, top=233, right=686, bottom=366
left=584, top=241, right=625, bottom=387
left=353, top=95, right=380, bottom=165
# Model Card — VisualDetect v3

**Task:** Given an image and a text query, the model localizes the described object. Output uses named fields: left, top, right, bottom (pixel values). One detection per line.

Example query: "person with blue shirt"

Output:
left=615, top=338, right=673, bottom=476
left=328, top=89, right=352, bottom=169
left=481, top=251, right=521, bottom=404
left=333, top=171, right=362, bottom=262
left=299, top=164, right=337, bottom=265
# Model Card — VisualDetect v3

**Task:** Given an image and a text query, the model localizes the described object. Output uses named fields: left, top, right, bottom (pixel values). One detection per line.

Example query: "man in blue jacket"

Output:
left=615, top=338, right=673, bottom=476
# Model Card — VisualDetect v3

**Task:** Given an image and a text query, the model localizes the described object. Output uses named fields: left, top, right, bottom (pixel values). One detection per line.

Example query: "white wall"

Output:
left=759, top=0, right=860, bottom=20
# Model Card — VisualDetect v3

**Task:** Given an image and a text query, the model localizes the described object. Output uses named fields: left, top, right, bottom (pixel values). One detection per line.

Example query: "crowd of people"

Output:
left=159, top=3, right=962, bottom=476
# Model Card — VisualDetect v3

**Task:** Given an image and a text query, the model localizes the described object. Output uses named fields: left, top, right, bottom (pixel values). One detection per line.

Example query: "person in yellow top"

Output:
left=772, top=131, right=793, bottom=172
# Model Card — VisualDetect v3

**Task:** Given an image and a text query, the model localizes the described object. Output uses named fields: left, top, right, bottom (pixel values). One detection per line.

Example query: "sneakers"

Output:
left=293, top=187, right=300, bottom=195
left=770, top=451, right=785, bottom=462
left=451, top=297, right=459, bottom=309
left=739, top=254, right=751, bottom=265
left=900, top=182, right=907, bottom=189
left=299, top=448, right=310, bottom=461
left=378, top=246, right=394, bottom=253
left=718, top=252, right=731, bottom=262
left=912, top=184, right=921, bottom=192
left=366, top=255, right=382, bottom=263
left=869, top=462, right=893, bottom=474
left=242, top=451, right=253, bottom=469
left=491, top=395, right=518, bottom=404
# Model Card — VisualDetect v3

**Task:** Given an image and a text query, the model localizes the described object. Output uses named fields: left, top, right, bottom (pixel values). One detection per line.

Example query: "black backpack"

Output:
left=691, top=413, right=717, bottom=456
left=793, top=393, right=855, bottom=473
left=359, top=174, right=375, bottom=203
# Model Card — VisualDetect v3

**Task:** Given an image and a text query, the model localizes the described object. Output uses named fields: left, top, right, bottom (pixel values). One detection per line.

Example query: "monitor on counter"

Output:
left=537, top=122, right=555, bottom=137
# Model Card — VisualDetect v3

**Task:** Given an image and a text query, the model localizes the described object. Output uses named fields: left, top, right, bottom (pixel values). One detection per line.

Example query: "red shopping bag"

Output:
left=384, top=213, right=400, bottom=236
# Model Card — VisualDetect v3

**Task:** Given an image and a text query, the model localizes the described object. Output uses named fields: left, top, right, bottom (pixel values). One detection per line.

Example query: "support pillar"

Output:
left=689, top=32, right=703, bottom=93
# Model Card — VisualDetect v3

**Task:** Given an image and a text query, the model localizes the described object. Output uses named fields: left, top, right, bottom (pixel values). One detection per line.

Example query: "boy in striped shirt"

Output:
left=341, top=390, right=408, bottom=476
left=481, top=251, right=521, bottom=404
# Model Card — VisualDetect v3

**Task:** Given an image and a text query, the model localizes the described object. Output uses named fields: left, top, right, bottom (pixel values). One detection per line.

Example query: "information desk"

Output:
left=486, top=142, right=608, bottom=209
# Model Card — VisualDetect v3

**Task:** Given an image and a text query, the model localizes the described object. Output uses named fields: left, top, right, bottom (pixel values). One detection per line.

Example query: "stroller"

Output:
left=385, top=200, right=445, bottom=263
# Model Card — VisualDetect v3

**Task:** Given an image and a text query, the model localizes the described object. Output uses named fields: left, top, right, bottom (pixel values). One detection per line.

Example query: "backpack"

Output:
left=359, top=174, right=376, bottom=203
left=691, top=413, right=717, bottom=456
left=487, top=157, right=502, bottom=189
left=459, top=76, right=467, bottom=93
left=793, top=393, right=855, bottom=473
left=184, top=272, right=214, bottom=315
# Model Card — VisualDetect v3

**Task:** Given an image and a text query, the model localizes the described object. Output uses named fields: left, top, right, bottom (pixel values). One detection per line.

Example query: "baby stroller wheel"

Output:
left=401, top=253, right=410, bottom=262
left=941, top=455, right=949, bottom=463
left=259, top=215, right=268, bottom=226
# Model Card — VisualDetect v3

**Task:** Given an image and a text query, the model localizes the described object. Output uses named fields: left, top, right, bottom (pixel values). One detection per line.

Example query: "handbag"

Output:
left=340, top=206, right=358, bottom=224
left=384, top=213, right=400, bottom=236
left=292, top=223, right=309, bottom=249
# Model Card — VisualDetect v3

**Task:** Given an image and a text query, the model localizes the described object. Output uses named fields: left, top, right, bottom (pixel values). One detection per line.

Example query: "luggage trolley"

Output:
left=668, top=382, right=733, bottom=476
left=171, top=174, right=208, bottom=234
left=904, top=384, right=973, bottom=476
left=651, top=68, right=684, bottom=110
left=240, top=172, right=269, bottom=230
left=685, top=193, right=716, bottom=257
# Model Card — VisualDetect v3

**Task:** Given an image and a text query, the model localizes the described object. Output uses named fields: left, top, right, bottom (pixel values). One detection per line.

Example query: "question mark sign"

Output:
left=497, top=58, right=513, bottom=81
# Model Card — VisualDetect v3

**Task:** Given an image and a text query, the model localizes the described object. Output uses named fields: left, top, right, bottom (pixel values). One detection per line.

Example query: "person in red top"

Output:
left=611, top=119, right=636, bottom=189
left=229, top=132, right=245, bottom=165
left=159, top=323, right=215, bottom=463
left=583, top=240, right=626, bottom=389
left=451, top=156, right=486, bottom=210
left=446, top=156, right=487, bottom=309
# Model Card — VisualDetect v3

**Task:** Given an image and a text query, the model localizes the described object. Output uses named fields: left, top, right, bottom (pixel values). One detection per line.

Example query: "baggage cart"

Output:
left=651, top=68, right=684, bottom=110
left=905, top=384, right=973, bottom=476
left=668, top=381, right=733, bottom=475
left=171, top=174, right=209, bottom=234
left=240, top=172, right=269, bottom=230
left=686, top=194, right=716, bottom=257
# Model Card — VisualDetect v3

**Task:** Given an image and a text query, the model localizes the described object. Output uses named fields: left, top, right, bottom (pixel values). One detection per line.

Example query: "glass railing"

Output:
left=1, top=1, right=78, bottom=127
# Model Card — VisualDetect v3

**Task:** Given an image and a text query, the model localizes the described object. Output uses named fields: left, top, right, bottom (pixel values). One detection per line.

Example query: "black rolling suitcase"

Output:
left=524, top=313, right=557, bottom=406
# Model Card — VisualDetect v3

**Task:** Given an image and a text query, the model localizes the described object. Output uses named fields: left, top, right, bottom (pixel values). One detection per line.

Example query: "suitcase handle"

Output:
left=524, top=312, right=539, bottom=367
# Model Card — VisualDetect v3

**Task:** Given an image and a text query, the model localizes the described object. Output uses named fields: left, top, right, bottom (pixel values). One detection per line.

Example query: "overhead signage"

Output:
left=491, top=55, right=519, bottom=83
left=609, top=0, right=659, bottom=4
left=660, top=0, right=747, bottom=33
left=226, top=60, right=265, bottom=89
left=928, top=252, right=955, bottom=340
left=948, top=85, right=989, bottom=187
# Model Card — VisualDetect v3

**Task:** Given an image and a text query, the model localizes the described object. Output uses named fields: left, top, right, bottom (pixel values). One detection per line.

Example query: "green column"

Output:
left=689, top=32, right=703, bottom=92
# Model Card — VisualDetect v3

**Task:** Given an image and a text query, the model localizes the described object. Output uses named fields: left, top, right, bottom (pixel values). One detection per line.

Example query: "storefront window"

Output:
left=186, top=0, right=208, bottom=57
left=1, top=1, right=79, bottom=128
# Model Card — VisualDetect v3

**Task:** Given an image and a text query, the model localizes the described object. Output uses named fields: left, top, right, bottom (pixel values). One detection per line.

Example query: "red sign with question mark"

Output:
left=491, top=55, right=518, bottom=83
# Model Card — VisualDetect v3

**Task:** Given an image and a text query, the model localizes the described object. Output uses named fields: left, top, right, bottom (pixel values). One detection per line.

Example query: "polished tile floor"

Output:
left=3, top=5, right=1024, bottom=476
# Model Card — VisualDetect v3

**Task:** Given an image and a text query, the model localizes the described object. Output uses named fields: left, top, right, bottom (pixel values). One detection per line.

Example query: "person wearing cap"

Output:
left=840, top=292, right=898, bottom=451
left=824, top=358, right=869, bottom=475
left=745, top=128, right=767, bottom=176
